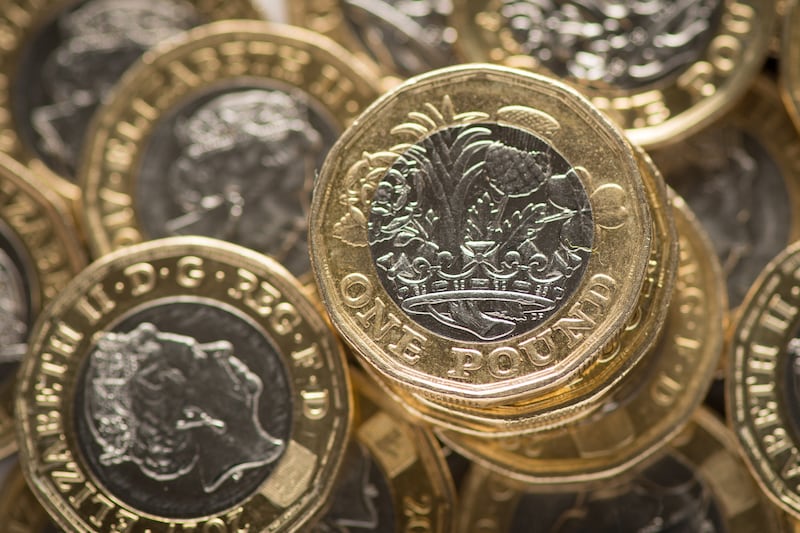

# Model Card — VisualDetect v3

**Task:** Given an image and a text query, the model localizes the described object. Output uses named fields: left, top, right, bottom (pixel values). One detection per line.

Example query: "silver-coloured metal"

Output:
left=21, top=0, right=199, bottom=178
left=500, top=0, right=723, bottom=89
left=367, top=123, right=593, bottom=341
left=137, top=86, right=339, bottom=276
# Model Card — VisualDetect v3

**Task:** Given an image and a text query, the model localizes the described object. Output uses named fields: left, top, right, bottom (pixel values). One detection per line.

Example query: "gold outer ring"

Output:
left=457, top=408, right=788, bottom=533
left=438, top=194, right=725, bottom=483
left=364, top=148, right=677, bottom=435
left=311, top=64, right=652, bottom=406
left=451, top=0, right=775, bottom=149
left=0, top=153, right=85, bottom=460
left=0, top=0, right=264, bottom=207
left=80, top=20, right=382, bottom=264
left=15, top=237, right=352, bottom=532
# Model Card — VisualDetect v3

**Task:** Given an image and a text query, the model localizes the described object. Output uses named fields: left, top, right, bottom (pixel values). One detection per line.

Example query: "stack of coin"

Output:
left=0, top=0, right=797, bottom=530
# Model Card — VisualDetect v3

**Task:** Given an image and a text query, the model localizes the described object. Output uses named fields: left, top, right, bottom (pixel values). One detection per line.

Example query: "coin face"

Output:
left=458, top=409, right=787, bottom=533
left=312, top=64, right=652, bottom=405
left=15, top=237, right=351, bottom=532
left=291, top=0, right=456, bottom=78
left=438, top=194, right=725, bottom=482
left=0, top=0, right=262, bottom=203
left=81, top=21, right=381, bottom=279
left=451, top=0, right=775, bottom=148
left=0, top=154, right=85, bottom=460
left=311, top=371, right=455, bottom=532
left=727, top=239, right=800, bottom=520
left=652, top=77, right=800, bottom=310
left=363, top=148, right=677, bottom=435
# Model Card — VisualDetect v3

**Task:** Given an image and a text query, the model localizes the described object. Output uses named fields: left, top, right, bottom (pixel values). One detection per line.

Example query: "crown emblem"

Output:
left=363, top=101, right=594, bottom=341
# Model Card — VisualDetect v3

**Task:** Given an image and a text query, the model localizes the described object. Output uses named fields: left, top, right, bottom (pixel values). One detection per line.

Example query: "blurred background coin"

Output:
left=457, top=409, right=788, bottom=533
left=451, top=0, right=775, bottom=148
left=80, top=21, right=380, bottom=280
left=0, top=0, right=264, bottom=205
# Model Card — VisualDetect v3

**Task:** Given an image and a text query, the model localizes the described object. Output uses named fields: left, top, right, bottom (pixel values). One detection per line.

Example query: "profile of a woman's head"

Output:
left=85, top=322, right=284, bottom=493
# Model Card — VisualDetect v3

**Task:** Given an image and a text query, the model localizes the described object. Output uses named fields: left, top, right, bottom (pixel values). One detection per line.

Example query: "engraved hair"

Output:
left=86, top=322, right=285, bottom=492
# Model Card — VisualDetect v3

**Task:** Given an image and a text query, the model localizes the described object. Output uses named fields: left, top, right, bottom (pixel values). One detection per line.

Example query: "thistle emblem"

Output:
left=365, top=104, right=593, bottom=341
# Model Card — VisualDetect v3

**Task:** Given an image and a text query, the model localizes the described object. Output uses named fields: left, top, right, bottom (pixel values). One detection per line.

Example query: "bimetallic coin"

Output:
left=312, top=370, right=455, bottom=532
left=0, top=154, right=85, bottom=460
left=451, top=0, right=775, bottom=148
left=362, top=148, right=677, bottom=435
left=0, top=0, right=263, bottom=204
left=458, top=409, right=787, bottom=533
left=726, top=239, right=800, bottom=520
left=312, top=64, right=653, bottom=406
left=81, top=21, right=381, bottom=279
left=438, top=194, right=725, bottom=482
left=291, top=0, right=457, bottom=79
left=15, top=237, right=351, bottom=532
left=653, top=77, right=800, bottom=312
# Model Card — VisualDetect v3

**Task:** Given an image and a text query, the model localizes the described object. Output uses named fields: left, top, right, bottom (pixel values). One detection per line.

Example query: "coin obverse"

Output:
left=81, top=20, right=381, bottom=278
left=451, top=0, right=775, bottom=148
left=729, top=240, right=800, bottom=520
left=15, top=237, right=351, bottom=532
left=0, top=0, right=263, bottom=204
left=311, top=64, right=652, bottom=406
left=458, top=409, right=787, bottom=533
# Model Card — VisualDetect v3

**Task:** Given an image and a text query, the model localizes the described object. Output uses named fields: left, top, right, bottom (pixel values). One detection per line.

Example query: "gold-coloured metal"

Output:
left=363, top=148, right=677, bottom=435
left=438, top=194, right=725, bottom=483
left=312, top=370, right=455, bottom=532
left=15, top=237, right=352, bottom=532
left=457, top=409, right=788, bottom=533
left=81, top=20, right=381, bottom=273
left=451, top=0, right=775, bottom=148
left=0, top=0, right=264, bottom=207
left=311, top=64, right=653, bottom=406
left=782, top=0, right=800, bottom=131
left=0, top=153, right=85, bottom=460
left=728, top=239, right=800, bottom=521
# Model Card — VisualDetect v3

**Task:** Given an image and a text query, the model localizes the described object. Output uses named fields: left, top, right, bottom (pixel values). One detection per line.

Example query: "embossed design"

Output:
left=159, top=89, right=325, bottom=275
left=31, top=0, right=198, bottom=176
left=364, top=102, right=593, bottom=341
left=85, top=322, right=285, bottom=493
left=497, top=0, right=721, bottom=89
left=0, top=249, right=27, bottom=364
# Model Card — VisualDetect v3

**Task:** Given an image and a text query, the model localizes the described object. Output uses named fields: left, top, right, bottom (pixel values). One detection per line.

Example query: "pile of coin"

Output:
left=1, top=0, right=800, bottom=531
